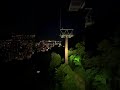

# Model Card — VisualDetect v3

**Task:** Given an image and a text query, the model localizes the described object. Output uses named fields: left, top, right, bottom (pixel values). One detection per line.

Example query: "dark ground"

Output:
left=0, top=52, right=51, bottom=90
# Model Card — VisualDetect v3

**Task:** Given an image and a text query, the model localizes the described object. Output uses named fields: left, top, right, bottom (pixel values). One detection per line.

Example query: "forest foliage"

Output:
left=49, top=31, right=120, bottom=90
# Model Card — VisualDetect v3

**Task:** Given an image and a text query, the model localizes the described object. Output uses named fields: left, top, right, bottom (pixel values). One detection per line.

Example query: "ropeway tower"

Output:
left=59, top=9, right=74, bottom=64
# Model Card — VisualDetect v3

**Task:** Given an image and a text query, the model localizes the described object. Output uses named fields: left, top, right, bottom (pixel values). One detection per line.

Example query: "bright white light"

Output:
left=37, top=71, right=40, bottom=73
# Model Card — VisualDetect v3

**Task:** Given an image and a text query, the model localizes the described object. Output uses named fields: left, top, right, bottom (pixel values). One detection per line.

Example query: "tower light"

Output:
left=60, top=28, right=74, bottom=64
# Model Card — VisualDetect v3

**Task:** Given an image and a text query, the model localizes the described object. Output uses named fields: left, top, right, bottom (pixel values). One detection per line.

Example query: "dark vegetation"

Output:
left=48, top=29, right=120, bottom=90
left=0, top=0, right=120, bottom=89
left=0, top=29, right=120, bottom=90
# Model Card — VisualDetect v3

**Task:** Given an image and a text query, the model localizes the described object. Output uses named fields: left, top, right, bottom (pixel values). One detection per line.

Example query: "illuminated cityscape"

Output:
left=36, top=40, right=62, bottom=52
left=0, top=0, right=120, bottom=89
left=0, top=34, right=62, bottom=62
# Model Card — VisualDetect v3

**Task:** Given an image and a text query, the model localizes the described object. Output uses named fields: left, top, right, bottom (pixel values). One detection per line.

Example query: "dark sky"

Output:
left=85, top=0, right=120, bottom=51
left=1, top=0, right=120, bottom=41
left=1, top=0, right=84, bottom=40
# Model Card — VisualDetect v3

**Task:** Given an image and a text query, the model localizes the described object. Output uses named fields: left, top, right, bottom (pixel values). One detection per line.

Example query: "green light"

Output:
left=74, top=56, right=81, bottom=62
left=69, top=55, right=81, bottom=66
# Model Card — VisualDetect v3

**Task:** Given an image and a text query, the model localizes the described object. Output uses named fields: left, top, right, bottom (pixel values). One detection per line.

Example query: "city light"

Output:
left=0, top=34, right=62, bottom=61
left=36, top=40, right=62, bottom=52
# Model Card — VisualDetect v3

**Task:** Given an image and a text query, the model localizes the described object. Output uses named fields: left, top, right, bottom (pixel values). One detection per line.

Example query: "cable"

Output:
left=60, top=8, right=61, bottom=29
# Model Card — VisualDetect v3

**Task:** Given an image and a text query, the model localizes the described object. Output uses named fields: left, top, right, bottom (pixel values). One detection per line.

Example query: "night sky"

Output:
left=1, top=0, right=120, bottom=42
left=1, top=0, right=83, bottom=40
left=0, top=0, right=120, bottom=89
left=85, top=0, right=120, bottom=51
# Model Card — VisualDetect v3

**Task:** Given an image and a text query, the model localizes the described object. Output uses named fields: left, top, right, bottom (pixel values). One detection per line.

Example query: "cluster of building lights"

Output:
left=0, top=34, right=62, bottom=61
left=35, top=40, right=62, bottom=52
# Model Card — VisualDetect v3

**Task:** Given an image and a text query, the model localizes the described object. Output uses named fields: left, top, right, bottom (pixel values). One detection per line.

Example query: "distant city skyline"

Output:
left=0, top=34, right=62, bottom=62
